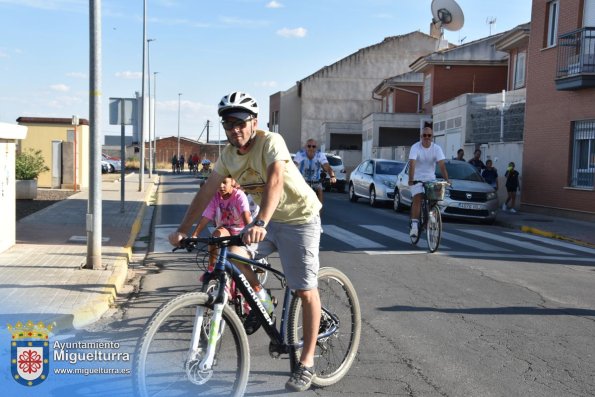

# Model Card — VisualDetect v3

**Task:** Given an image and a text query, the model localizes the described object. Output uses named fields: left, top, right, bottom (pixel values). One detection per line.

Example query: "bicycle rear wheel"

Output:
left=287, top=267, right=361, bottom=387
left=134, top=292, right=250, bottom=397
left=426, top=204, right=442, bottom=253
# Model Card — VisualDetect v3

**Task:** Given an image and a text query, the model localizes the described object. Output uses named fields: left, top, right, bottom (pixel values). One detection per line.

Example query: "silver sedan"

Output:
left=348, top=159, right=406, bottom=206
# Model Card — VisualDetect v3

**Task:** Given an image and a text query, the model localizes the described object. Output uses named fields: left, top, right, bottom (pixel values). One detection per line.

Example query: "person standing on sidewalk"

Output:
left=468, top=149, right=486, bottom=171
left=482, top=159, right=499, bottom=190
left=504, top=162, right=520, bottom=213
left=408, top=124, right=450, bottom=238
left=169, top=91, right=322, bottom=392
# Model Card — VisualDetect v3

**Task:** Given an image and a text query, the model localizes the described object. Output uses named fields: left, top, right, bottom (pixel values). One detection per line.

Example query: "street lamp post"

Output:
left=139, top=0, right=147, bottom=192
left=177, top=93, right=182, bottom=160
left=153, top=71, right=158, bottom=171
left=147, top=38, right=155, bottom=178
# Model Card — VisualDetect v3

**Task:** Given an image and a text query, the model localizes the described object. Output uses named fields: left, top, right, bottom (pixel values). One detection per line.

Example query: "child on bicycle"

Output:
left=190, top=176, right=273, bottom=334
left=407, top=124, right=450, bottom=238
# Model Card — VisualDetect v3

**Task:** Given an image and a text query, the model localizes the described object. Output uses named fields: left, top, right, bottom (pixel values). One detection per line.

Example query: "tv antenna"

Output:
left=486, top=17, right=497, bottom=35
left=431, top=0, right=465, bottom=33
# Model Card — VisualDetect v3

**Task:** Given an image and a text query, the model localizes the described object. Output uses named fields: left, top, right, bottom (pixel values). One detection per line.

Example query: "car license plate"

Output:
left=459, top=203, right=483, bottom=210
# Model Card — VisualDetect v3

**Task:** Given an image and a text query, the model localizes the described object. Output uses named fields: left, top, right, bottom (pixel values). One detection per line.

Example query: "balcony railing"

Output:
left=555, top=27, right=595, bottom=90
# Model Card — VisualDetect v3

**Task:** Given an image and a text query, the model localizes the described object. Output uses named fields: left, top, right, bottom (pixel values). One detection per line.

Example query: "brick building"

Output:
left=523, top=0, right=595, bottom=218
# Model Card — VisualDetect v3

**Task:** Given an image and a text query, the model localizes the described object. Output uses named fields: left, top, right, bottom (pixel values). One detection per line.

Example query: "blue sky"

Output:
left=0, top=0, right=531, bottom=143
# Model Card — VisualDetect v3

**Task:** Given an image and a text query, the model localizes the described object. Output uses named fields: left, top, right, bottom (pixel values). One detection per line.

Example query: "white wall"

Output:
left=0, top=123, right=28, bottom=253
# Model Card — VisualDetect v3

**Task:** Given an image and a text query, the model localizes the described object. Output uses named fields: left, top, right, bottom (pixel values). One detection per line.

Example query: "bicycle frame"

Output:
left=190, top=237, right=339, bottom=367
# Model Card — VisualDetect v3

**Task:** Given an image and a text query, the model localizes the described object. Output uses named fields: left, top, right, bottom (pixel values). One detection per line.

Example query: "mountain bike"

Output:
left=134, top=235, right=361, bottom=397
left=410, top=180, right=449, bottom=253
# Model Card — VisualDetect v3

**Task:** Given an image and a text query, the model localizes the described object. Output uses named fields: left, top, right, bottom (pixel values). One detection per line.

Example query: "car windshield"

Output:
left=436, top=162, right=484, bottom=182
left=326, top=156, right=342, bottom=166
left=376, top=161, right=404, bottom=175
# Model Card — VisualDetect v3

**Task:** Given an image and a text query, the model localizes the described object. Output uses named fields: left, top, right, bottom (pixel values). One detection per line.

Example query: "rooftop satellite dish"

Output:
left=431, top=0, right=465, bottom=32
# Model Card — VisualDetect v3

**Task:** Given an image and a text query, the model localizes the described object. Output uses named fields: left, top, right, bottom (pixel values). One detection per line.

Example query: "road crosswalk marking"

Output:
left=360, top=225, right=451, bottom=250
left=323, top=225, right=385, bottom=249
left=504, top=232, right=595, bottom=256
left=441, top=231, right=506, bottom=251
left=458, top=229, right=570, bottom=256
left=152, top=224, right=590, bottom=261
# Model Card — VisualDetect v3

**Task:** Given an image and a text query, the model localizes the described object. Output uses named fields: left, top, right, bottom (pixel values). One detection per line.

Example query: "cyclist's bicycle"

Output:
left=134, top=235, right=361, bottom=397
left=410, top=180, right=449, bottom=253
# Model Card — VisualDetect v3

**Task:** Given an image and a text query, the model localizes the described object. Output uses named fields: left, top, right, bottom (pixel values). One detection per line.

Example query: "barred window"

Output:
left=571, top=120, right=595, bottom=188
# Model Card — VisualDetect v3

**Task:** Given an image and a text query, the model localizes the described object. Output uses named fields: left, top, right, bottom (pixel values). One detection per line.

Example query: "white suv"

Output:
left=323, top=153, right=346, bottom=193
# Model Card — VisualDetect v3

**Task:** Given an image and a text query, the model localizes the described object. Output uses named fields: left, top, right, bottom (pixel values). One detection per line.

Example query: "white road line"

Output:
left=441, top=231, right=507, bottom=251
left=365, top=251, right=595, bottom=262
left=360, top=225, right=451, bottom=250
left=459, top=229, right=571, bottom=256
left=504, top=232, right=595, bottom=256
left=323, top=225, right=385, bottom=249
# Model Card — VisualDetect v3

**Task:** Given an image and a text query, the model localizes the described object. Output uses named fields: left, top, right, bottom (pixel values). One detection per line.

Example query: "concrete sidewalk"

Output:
left=0, top=172, right=158, bottom=331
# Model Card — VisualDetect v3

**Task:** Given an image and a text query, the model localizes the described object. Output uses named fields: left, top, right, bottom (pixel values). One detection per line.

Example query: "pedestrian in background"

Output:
left=503, top=162, right=520, bottom=213
left=482, top=159, right=499, bottom=190
left=454, top=148, right=465, bottom=161
left=468, top=149, right=485, bottom=171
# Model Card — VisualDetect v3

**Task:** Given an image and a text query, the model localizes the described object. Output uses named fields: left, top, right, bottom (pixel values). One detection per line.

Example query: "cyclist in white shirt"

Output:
left=293, top=138, right=336, bottom=203
left=408, top=125, right=450, bottom=238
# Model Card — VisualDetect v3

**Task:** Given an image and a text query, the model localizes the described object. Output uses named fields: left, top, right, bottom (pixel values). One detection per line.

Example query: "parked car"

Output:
left=322, top=153, right=346, bottom=193
left=348, top=159, right=406, bottom=206
left=102, top=153, right=122, bottom=172
left=394, top=159, right=498, bottom=223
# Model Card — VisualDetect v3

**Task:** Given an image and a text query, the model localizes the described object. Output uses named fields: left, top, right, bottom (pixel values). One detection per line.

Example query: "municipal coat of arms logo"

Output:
left=8, top=320, right=53, bottom=387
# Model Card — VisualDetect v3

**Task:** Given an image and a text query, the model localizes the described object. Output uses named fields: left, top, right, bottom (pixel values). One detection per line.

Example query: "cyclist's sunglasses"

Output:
left=422, top=133, right=433, bottom=138
left=221, top=118, right=252, bottom=131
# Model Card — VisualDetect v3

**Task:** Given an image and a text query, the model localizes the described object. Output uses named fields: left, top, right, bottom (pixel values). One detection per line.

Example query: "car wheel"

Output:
left=348, top=183, right=358, bottom=202
left=393, top=188, right=403, bottom=212
left=109, top=164, right=115, bottom=173
left=369, top=186, right=377, bottom=207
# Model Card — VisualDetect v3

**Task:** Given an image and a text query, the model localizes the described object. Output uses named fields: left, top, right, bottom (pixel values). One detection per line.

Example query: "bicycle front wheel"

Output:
left=426, top=204, right=442, bottom=253
left=287, top=267, right=361, bottom=387
left=134, top=292, right=250, bottom=397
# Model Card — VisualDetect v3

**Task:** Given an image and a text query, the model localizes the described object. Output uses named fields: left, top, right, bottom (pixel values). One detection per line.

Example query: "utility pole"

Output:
left=147, top=38, right=155, bottom=178
left=153, top=71, right=158, bottom=171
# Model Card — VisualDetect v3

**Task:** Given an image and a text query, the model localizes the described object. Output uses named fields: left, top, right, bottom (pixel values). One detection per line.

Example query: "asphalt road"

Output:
left=75, top=172, right=595, bottom=397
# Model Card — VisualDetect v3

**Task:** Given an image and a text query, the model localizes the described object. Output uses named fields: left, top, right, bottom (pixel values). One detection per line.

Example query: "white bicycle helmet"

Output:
left=218, top=91, right=259, bottom=117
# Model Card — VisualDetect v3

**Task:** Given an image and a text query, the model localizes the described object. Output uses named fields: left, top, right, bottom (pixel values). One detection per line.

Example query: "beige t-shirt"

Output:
left=214, top=130, right=321, bottom=224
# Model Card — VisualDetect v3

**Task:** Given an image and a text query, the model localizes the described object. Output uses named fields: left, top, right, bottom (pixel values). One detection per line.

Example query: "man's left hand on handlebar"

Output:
left=242, top=221, right=267, bottom=245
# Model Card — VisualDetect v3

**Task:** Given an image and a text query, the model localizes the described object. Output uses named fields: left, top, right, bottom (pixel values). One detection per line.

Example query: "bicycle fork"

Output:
left=186, top=286, right=229, bottom=384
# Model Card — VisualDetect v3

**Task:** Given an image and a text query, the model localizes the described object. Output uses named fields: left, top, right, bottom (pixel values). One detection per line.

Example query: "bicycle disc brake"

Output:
left=185, top=352, right=214, bottom=385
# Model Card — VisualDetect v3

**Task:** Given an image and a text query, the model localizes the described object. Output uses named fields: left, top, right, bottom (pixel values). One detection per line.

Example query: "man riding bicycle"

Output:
left=169, top=91, right=322, bottom=392
left=408, top=124, right=450, bottom=238
left=293, top=138, right=336, bottom=204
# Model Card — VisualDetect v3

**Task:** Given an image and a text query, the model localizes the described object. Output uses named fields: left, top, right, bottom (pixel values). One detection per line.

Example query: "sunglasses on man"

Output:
left=221, top=118, right=252, bottom=131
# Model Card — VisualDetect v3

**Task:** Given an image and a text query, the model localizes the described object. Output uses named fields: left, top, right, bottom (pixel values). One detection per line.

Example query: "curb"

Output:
left=69, top=174, right=160, bottom=329
left=496, top=218, right=595, bottom=249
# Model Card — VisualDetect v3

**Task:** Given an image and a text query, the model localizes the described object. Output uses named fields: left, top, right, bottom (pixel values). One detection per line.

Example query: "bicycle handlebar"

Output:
left=172, top=235, right=245, bottom=252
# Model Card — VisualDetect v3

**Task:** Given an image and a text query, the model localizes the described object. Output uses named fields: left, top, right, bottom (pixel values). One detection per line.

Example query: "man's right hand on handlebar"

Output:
left=168, top=231, right=187, bottom=247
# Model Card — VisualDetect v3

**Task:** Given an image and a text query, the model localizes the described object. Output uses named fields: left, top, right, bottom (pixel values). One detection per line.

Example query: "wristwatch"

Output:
left=254, top=219, right=266, bottom=227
